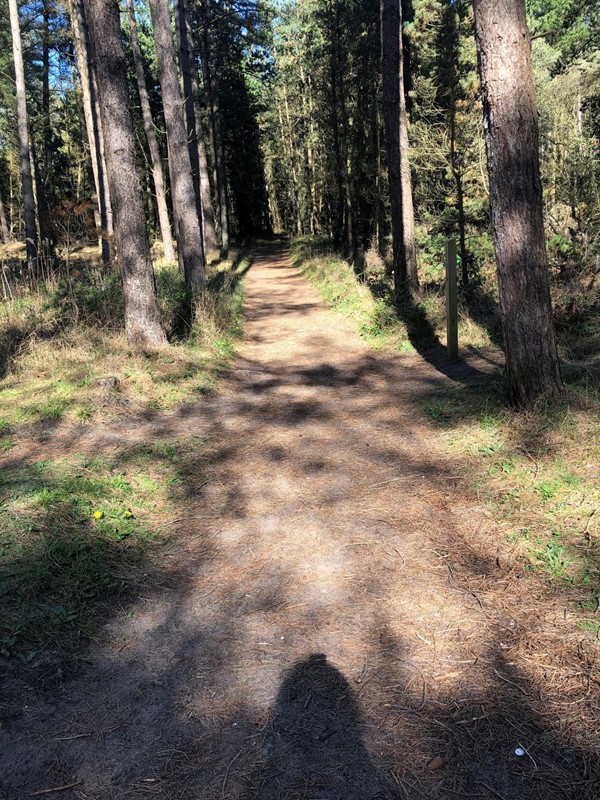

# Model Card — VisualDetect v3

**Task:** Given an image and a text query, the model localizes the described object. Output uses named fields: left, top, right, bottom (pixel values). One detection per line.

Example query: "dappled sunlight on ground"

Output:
left=1, top=245, right=598, bottom=799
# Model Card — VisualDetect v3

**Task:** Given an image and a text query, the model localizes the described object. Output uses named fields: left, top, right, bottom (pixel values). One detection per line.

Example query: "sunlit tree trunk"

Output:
left=8, top=0, right=38, bottom=278
left=148, top=0, right=205, bottom=294
left=174, top=0, right=218, bottom=256
left=70, top=0, right=112, bottom=264
left=201, top=0, right=229, bottom=252
left=473, top=0, right=563, bottom=405
left=0, top=191, right=10, bottom=242
left=125, top=0, right=175, bottom=262
left=83, top=0, right=167, bottom=344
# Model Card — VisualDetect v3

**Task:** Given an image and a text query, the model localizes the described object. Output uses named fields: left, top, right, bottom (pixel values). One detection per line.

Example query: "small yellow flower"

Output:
left=123, top=509, right=134, bottom=519
left=93, top=510, right=104, bottom=519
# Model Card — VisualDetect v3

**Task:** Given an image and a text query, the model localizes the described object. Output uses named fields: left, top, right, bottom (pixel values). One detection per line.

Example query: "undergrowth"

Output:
left=0, top=246, right=247, bottom=662
left=439, top=390, right=600, bottom=615
left=291, top=235, right=600, bottom=618
left=290, top=236, right=497, bottom=354
left=0, top=247, right=249, bottom=431
left=0, top=440, right=196, bottom=662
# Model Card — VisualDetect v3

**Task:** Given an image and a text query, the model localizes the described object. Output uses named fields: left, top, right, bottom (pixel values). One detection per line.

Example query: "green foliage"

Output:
left=0, top=450, right=178, bottom=659
left=291, top=235, right=494, bottom=354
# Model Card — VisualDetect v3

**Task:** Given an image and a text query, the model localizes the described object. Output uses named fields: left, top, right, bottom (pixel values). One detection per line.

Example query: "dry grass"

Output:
left=0, top=247, right=249, bottom=432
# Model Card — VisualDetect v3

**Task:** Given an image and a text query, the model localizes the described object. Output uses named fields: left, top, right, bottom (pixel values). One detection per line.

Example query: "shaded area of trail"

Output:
left=1, top=245, right=598, bottom=799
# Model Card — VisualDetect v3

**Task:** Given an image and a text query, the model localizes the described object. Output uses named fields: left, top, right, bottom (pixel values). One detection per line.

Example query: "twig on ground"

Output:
left=222, top=748, right=243, bottom=799
left=31, top=783, right=82, bottom=796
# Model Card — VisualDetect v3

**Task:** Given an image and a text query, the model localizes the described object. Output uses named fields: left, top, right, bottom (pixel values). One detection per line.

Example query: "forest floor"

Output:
left=1, top=243, right=599, bottom=799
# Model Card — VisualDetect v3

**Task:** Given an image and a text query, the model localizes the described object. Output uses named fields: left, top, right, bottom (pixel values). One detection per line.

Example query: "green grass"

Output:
left=290, top=236, right=494, bottom=354
left=442, top=392, right=600, bottom=597
left=291, top=235, right=600, bottom=620
left=0, top=441, right=194, bottom=662
left=0, top=249, right=249, bottom=429
left=0, top=243, right=248, bottom=662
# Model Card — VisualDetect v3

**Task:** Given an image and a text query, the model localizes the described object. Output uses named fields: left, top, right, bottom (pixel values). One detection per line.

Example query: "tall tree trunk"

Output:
left=201, top=0, right=229, bottom=252
left=148, top=0, right=205, bottom=294
left=333, top=6, right=353, bottom=255
left=70, top=0, right=112, bottom=264
left=8, top=0, right=38, bottom=278
left=473, top=0, right=562, bottom=405
left=448, top=88, right=468, bottom=285
left=283, top=88, right=302, bottom=234
left=443, top=3, right=468, bottom=286
left=125, top=0, right=175, bottom=261
left=94, top=75, right=114, bottom=261
left=374, top=98, right=384, bottom=254
left=0, top=189, right=10, bottom=242
left=42, top=0, right=51, bottom=180
left=398, top=18, right=418, bottom=288
left=83, top=0, right=166, bottom=345
left=174, top=0, right=218, bottom=256
left=300, top=67, right=318, bottom=235
left=381, top=0, right=413, bottom=299
left=328, top=4, right=344, bottom=249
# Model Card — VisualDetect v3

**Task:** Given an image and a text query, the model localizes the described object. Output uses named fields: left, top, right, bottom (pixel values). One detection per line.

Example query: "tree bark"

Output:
left=70, top=0, right=112, bottom=264
left=381, top=0, right=418, bottom=298
left=398, top=17, right=418, bottom=288
left=8, top=0, right=38, bottom=278
left=333, top=6, right=353, bottom=255
left=0, top=189, right=10, bottom=242
left=149, top=0, right=205, bottom=293
left=473, top=0, right=563, bottom=405
left=328, top=3, right=344, bottom=249
left=125, top=0, right=175, bottom=261
left=42, top=0, right=51, bottom=179
left=83, top=0, right=167, bottom=345
left=174, top=0, right=218, bottom=256
left=201, top=0, right=229, bottom=252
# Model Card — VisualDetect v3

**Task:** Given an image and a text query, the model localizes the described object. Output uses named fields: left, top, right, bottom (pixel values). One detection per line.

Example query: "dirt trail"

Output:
left=1, top=245, right=597, bottom=799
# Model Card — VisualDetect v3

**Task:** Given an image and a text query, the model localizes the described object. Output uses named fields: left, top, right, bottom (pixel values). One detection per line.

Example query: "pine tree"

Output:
left=473, top=0, right=563, bottom=404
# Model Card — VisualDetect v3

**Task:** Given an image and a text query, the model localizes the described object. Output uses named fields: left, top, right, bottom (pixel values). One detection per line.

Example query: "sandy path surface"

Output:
left=1, top=245, right=597, bottom=799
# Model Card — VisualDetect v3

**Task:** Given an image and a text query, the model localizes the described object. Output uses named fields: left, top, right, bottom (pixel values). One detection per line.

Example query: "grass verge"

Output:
left=0, top=248, right=249, bottom=433
left=291, top=235, right=600, bottom=622
left=0, top=439, right=198, bottom=663
left=0, top=244, right=249, bottom=663
left=290, top=236, right=496, bottom=353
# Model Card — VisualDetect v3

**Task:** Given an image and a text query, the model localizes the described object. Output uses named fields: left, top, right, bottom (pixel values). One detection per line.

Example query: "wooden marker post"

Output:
left=445, top=239, right=458, bottom=362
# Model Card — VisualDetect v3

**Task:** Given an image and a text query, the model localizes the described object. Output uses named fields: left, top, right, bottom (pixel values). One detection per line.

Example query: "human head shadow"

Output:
left=252, top=653, right=391, bottom=800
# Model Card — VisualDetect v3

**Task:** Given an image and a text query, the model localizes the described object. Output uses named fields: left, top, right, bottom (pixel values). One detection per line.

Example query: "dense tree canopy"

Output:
left=0, top=0, right=598, bottom=399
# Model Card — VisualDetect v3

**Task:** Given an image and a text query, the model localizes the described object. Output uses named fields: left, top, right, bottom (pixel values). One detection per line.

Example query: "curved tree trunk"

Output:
left=8, top=0, right=38, bottom=279
left=83, top=0, right=166, bottom=345
left=149, top=0, right=205, bottom=294
left=473, top=0, right=563, bottom=405
left=125, top=0, right=175, bottom=262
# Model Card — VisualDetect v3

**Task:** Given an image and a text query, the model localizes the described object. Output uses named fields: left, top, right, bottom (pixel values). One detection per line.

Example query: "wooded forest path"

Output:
left=2, top=244, right=596, bottom=799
